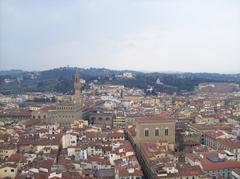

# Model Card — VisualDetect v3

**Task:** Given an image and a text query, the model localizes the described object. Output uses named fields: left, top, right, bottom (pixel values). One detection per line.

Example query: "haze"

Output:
left=0, top=0, right=240, bottom=73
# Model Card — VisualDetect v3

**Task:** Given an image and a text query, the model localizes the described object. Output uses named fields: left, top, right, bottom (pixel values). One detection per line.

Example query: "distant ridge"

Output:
left=0, top=67, right=239, bottom=95
left=0, top=67, right=239, bottom=76
left=0, top=69, right=25, bottom=76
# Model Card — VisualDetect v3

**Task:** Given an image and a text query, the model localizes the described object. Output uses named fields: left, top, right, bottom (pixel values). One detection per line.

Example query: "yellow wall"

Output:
left=0, top=148, right=17, bottom=159
left=0, top=166, right=17, bottom=179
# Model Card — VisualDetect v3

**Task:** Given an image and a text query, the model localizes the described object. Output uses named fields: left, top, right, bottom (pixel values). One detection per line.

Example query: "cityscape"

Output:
left=0, top=68, right=239, bottom=179
left=0, top=0, right=240, bottom=179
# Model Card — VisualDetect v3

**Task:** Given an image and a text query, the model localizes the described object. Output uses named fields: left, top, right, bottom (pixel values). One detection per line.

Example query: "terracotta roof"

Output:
left=87, top=155, right=111, bottom=165
left=41, top=105, right=56, bottom=111
left=116, top=167, right=143, bottom=177
left=204, top=130, right=226, bottom=139
left=137, top=112, right=172, bottom=123
left=19, top=119, right=41, bottom=126
left=34, top=172, right=49, bottom=179
left=31, top=159, right=54, bottom=171
left=0, top=143, right=17, bottom=150
left=201, top=159, right=240, bottom=171
left=217, top=138, right=240, bottom=149
left=167, top=165, right=203, bottom=177
left=18, top=136, right=61, bottom=146
left=0, top=163, right=18, bottom=169
left=140, top=141, right=169, bottom=158
left=62, top=172, right=83, bottom=179
left=186, top=152, right=240, bottom=171
left=7, top=153, right=27, bottom=163
left=0, top=109, right=31, bottom=117
left=190, top=124, right=234, bottom=131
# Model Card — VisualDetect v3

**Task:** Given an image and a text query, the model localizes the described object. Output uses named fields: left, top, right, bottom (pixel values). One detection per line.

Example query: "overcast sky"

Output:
left=0, top=0, right=240, bottom=73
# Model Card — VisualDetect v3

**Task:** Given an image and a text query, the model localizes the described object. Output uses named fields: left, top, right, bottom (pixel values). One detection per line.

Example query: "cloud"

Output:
left=0, top=0, right=240, bottom=73
left=104, top=29, right=240, bottom=73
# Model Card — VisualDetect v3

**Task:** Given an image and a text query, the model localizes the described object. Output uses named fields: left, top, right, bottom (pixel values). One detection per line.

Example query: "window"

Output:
left=144, top=128, right=149, bottom=137
left=155, top=128, right=160, bottom=136
left=11, top=169, right=14, bottom=172
left=165, top=128, right=169, bottom=136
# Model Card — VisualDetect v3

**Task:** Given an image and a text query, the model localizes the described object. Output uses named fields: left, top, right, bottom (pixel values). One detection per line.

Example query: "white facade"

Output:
left=62, top=133, right=77, bottom=149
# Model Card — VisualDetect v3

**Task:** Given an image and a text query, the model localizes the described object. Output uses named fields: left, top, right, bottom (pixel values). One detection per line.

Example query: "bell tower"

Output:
left=74, top=71, right=81, bottom=105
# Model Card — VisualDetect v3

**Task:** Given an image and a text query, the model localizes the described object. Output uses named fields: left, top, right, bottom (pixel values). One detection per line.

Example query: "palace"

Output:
left=47, top=72, right=82, bottom=127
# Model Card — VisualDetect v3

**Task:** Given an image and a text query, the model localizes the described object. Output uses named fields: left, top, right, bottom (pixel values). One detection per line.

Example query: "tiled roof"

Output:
left=137, top=112, right=172, bottom=123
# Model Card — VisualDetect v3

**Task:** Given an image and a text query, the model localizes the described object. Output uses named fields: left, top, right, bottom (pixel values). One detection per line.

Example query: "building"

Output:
left=204, top=130, right=240, bottom=160
left=189, top=123, right=234, bottom=144
left=0, top=163, right=18, bottom=179
left=186, top=151, right=240, bottom=178
left=88, top=112, right=114, bottom=128
left=0, top=144, right=17, bottom=160
left=71, top=119, right=88, bottom=129
left=136, top=141, right=203, bottom=179
left=198, top=83, right=239, bottom=93
left=232, top=168, right=240, bottom=179
left=113, top=111, right=126, bottom=129
left=126, top=113, right=176, bottom=178
left=0, top=109, right=31, bottom=122
left=47, top=72, right=82, bottom=127
left=134, top=113, right=175, bottom=150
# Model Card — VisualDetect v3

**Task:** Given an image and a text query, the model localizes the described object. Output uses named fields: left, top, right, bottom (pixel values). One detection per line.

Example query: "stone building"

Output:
left=134, top=113, right=175, bottom=151
left=88, top=111, right=114, bottom=129
left=47, top=72, right=82, bottom=127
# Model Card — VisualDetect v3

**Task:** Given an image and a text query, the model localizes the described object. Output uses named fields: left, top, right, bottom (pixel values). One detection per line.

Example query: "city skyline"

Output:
left=0, top=0, right=240, bottom=73
left=1, top=1, right=240, bottom=177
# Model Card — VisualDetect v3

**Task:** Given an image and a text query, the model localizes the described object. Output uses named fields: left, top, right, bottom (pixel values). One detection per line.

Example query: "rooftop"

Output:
left=137, top=112, right=173, bottom=123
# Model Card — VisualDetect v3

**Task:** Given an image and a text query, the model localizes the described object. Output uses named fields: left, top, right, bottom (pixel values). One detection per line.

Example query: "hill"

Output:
left=0, top=67, right=239, bottom=95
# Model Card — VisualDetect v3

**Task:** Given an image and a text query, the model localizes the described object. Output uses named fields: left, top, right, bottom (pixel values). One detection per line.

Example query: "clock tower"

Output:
left=74, top=71, right=81, bottom=105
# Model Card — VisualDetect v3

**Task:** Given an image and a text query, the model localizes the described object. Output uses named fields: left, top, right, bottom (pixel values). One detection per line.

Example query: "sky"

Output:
left=0, top=0, right=240, bottom=73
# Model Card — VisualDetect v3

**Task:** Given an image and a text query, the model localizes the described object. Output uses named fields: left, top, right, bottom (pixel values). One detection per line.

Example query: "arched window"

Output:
left=144, top=128, right=149, bottom=137
left=165, top=128, right=169, bottom=136
left=155, top=128, right=160, bottom=136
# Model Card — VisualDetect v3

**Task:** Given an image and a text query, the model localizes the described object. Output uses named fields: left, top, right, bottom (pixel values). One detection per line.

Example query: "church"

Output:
left=47, top=71, right=82, bottom=127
